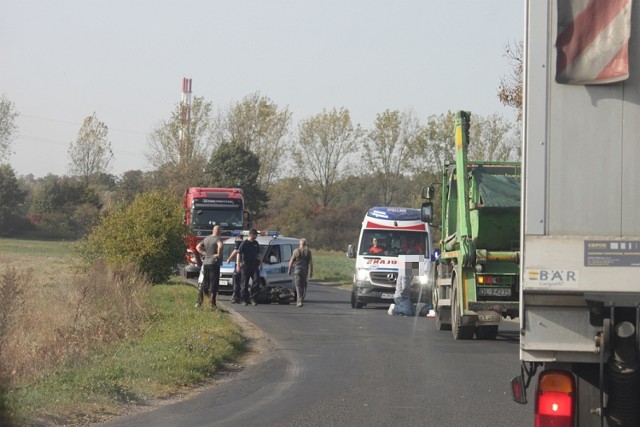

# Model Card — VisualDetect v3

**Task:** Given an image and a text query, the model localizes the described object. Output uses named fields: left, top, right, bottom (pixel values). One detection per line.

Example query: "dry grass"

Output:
left=2, top=262, right=151, bottom=387
left=0, top=238, right=153, bottom=425
left=0, top=239, right=246, bottom=426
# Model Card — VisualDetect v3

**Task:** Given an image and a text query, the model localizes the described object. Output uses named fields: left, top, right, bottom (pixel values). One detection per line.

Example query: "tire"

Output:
left=475, top=325, right=498, bottom=340
left=350, top=287, right=364, bottom=309
left=451, top=278, right=474, bottom=340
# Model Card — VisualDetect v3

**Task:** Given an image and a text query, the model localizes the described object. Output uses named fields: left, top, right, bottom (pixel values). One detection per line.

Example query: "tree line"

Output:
left=0, top=48, right=523, bottom=250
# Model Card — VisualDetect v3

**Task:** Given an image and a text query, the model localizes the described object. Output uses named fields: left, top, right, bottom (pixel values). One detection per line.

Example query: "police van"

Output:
left=347, top=207, right=434, bottom=308
left=200, top=234, right=300, bottom=300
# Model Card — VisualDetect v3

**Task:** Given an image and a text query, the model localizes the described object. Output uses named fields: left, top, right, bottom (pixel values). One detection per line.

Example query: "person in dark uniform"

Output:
left=226, top=234, right=243, bottom=303
left=237, top=228, right=261, bottom=306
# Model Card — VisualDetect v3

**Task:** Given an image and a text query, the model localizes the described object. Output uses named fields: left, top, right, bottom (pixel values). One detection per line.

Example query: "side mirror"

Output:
left=430, top=248, right=441, bottom=262
left=421, top=185, right=435, bottom=200
left=421, top=202, right=433, bottom=223
left=346, top=244, right=356, bottom=258
left=269, top=255, right=277, bottom=264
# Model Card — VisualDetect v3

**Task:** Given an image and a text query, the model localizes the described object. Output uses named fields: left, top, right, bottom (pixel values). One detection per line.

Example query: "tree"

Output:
left=28, top=174, right=101, bottom=238
left=410, top=111, right=456, bottom=177
left=203, top=142, right=268, bottom=220
left=112, top=170, right=152, bottom=205
left=498, top=41, right=524, bottom=121
left=77, top=190, right=185, bottom=283
left=213, top=92, right=291, bottom=192
left=68, top=113, right=113, bottom=184
left=0, top=95, right=19, bottom=162
left=0, top=164, right=27, bottom=236
left=293, top=108, right=363, bottom=208
left=147, top=96, right=215, bottom=167
left=146, top=96, right=215, bottom=194
left=362, top=110, right=422, bottom=205
left=467, top=113, right=519, bottom=162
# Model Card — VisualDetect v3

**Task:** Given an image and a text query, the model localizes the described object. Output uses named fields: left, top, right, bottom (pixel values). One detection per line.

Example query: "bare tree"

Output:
left=409, top=111, right=456, bottom=176
left=498, top=40, right=523, bottom=121
left=146, top=96, right=215, bottom=169
left=363, top=109, right=422, bottom=205
left=0, top=94, right=19, bottom=162
left=213, top=92, right=291, bottom=192
left=146, top=96, right=216, bottom=195
left=410, top=110, right=519, bottom=178
left=293, top=108, right=363, bottom=208
left=468, top=113, right=519, bottom=162
left=68, top=113, right=113, bottom=184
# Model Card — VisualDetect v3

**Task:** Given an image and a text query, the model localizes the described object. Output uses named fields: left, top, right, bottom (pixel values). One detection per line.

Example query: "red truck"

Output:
left=182, top=187, right=250, bottom=278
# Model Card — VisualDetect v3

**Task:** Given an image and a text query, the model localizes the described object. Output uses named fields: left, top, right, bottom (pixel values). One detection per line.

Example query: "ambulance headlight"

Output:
left=356, top=269, right=370, bottom=282
left=416, top=275, right=429, bottom=285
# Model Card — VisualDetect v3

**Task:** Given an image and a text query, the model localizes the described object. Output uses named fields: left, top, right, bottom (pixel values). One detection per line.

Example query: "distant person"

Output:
left=388, top=255, right=419, bottom=316
left=288, top=238, right=314, bottom=307
left=226, top=234, right=244, bottom=304
left=403, top=236, right=425, bottom=255
left=368, top=238, right=385, bottom=254
left=196, top=225, right=224, bottom=310
left=237, top=228, right=261, bottom=306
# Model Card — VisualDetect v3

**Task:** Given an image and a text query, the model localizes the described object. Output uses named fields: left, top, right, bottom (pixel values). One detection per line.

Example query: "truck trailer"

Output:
left=512, top=1, right=640, bottom=426
left=422, top=110, right=521, bottom=340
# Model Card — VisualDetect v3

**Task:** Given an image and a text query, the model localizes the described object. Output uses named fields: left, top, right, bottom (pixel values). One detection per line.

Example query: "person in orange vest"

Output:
left=368, top=238, right=385, bottom=254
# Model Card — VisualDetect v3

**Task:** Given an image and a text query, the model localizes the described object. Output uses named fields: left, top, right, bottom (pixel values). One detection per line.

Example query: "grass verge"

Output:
left=5, top=280, right=245, bottom=426
left=312, top=250, right=353, bottom=285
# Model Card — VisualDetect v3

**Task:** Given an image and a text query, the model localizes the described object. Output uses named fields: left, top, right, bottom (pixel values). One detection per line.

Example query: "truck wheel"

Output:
left=350, top=287, right=364, bottom=309
left=451, top=280, right=474, bottom=340
left=475, top=325, right=498, bottom=340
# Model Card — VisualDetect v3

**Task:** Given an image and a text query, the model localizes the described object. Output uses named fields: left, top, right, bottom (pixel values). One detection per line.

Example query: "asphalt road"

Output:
left=95, top=283, right=533, bottom=427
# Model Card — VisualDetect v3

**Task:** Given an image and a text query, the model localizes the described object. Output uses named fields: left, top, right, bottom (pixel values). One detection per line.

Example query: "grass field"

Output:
left=312, top=250, right=353, bottom=284
left=0, top=237, right=353, bottom=426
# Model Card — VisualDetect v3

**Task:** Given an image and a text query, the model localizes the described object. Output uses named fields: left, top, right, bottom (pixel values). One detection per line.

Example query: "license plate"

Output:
left=220, top=280, right=231, bottom=287
left=381, top=293, right=394, bottom=299
left=477, top=287, right=511, bottom=297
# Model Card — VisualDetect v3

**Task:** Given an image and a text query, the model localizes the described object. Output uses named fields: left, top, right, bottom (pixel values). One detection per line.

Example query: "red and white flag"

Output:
left=556, top=0, right=632, bottom=85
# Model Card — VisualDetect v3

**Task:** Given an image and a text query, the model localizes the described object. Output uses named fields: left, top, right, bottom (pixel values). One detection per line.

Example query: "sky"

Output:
left=1, top=0, right=524, bottom=178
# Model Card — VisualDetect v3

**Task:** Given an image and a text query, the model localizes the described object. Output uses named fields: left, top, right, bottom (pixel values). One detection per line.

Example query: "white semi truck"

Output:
left=512, top=1, right=640, bottom=426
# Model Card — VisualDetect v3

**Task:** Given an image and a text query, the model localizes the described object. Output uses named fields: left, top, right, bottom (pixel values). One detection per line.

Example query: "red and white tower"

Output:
left=178, top=77, right=193, bottom=162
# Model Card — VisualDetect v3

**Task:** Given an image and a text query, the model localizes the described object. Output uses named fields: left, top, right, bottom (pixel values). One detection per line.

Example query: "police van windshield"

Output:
left=359, top=230, right=428, bottom=257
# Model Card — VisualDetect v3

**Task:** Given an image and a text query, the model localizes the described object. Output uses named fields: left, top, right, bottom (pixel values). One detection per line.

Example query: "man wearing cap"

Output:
left=237, top=229, right=262, bottom=306
left=226, top=234, right=243, bottom=303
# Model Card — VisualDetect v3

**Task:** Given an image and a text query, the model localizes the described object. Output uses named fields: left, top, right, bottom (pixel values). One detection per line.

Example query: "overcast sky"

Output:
left=1, top=1, right=524, bottom=178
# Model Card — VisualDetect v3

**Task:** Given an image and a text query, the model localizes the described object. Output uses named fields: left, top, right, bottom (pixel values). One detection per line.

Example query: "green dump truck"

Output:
left=421, top=110, right=520, bottom=340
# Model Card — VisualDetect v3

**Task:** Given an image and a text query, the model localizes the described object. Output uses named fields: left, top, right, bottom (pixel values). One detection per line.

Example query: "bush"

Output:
left=76, top=190, right=186, bottom=283
left=30, top=212, right=75, bottom=238
left=0, top=214, right=32, bottom=237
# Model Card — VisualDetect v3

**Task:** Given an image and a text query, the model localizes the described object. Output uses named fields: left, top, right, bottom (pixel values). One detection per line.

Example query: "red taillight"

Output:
left=535, top=370, right=575, bottom=427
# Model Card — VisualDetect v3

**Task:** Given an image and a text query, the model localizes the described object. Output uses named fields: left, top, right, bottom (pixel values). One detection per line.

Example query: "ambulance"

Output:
left=347, top=207, right=434, bottom=309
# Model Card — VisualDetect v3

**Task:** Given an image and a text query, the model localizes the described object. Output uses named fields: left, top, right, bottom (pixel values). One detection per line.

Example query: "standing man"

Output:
left=196, top=225, right=224, bottom=310
left=226, top=234, right=243, bottom=304
left=288, top=238, right=313, bottom=307
left=237, top=228, right=261, bottom=306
